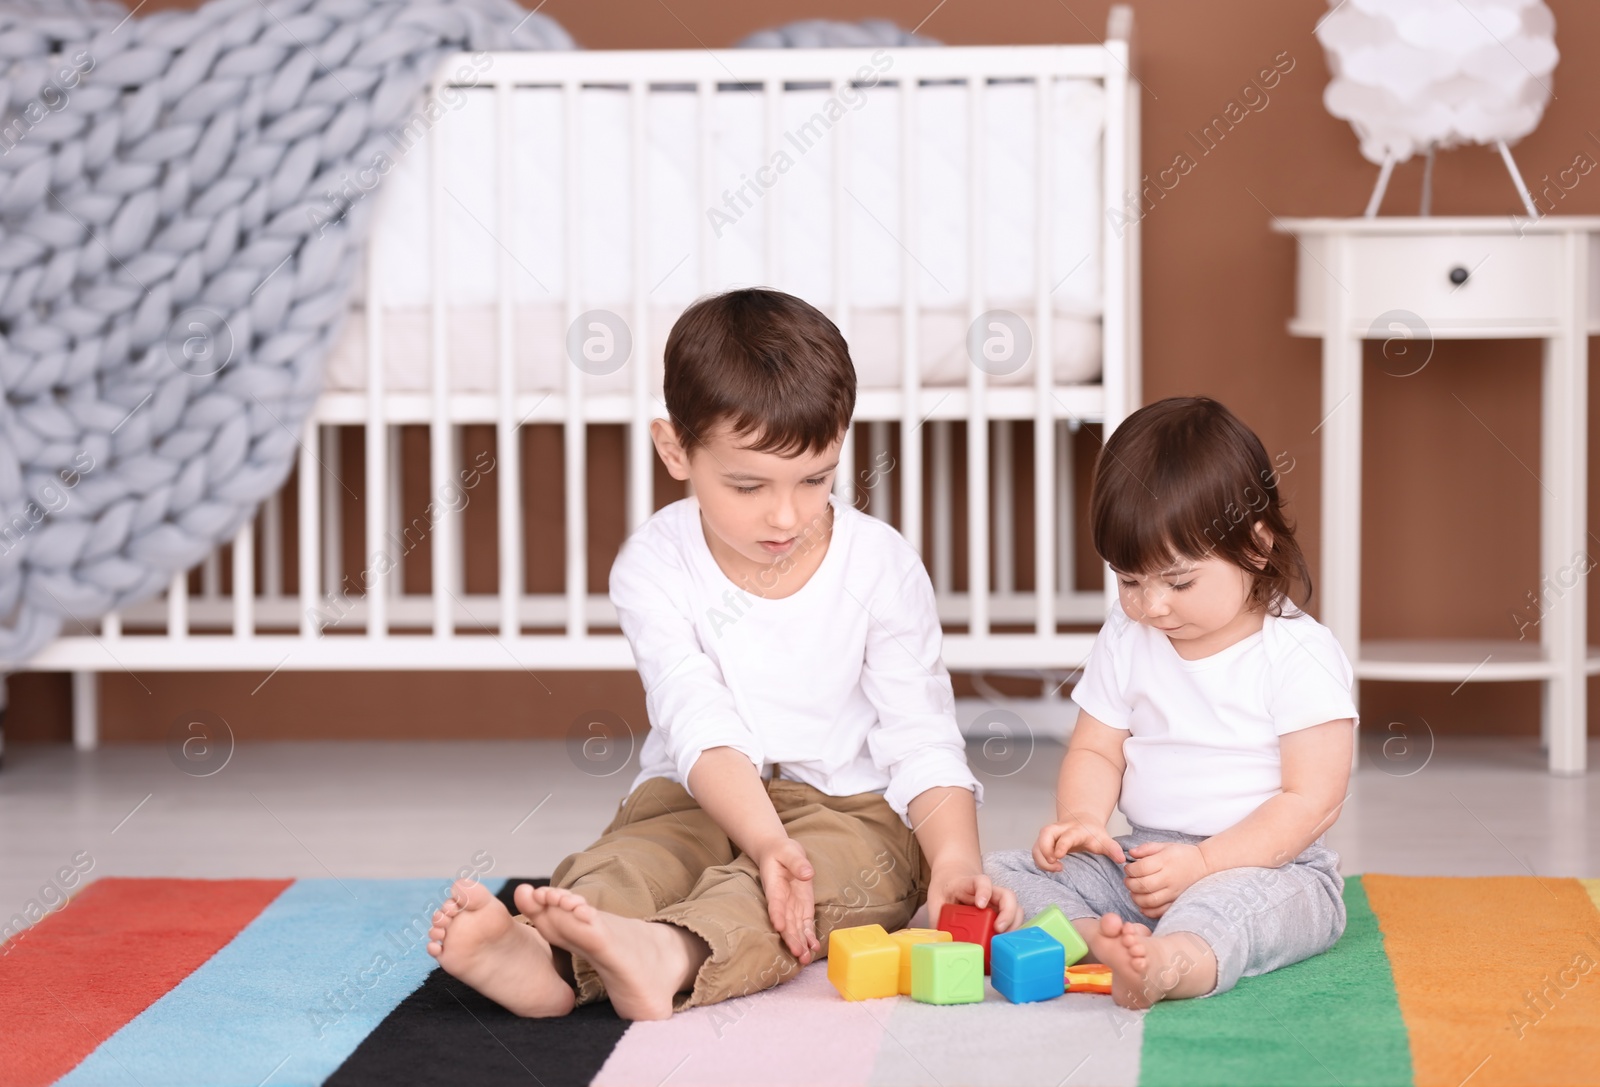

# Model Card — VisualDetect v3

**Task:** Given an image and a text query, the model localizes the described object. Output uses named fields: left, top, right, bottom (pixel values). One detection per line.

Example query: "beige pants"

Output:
left=519, top=774, right=928, bottom=1011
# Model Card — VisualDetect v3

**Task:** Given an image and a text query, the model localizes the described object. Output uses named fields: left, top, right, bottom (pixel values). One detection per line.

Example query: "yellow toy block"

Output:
left=889, top=928, right=952, bottom=995
left=827, top=924, right=900, bottom=1001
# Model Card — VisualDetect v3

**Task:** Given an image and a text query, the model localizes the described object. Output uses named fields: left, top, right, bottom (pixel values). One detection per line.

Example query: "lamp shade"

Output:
left=1316, top=0, right=1558, bottom=165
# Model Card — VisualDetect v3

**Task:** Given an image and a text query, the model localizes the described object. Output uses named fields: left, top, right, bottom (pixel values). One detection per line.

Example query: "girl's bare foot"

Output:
left=1091, top=912, right=1216, bottom=1009
left=426, top=879, right=576, bottom=1018
left=528, top=885, right=709, bottom=1021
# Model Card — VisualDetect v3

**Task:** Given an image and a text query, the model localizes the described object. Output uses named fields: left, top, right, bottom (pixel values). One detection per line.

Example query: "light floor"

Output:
left=2, top=736, right=1596, bottom=927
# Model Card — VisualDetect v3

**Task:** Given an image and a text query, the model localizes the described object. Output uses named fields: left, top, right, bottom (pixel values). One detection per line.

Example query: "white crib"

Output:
left=23, top=10, right=1142, bottom=749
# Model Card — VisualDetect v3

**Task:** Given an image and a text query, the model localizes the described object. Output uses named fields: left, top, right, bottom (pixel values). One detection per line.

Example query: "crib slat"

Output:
left=564, top=79, right=587, bottom=637
left=453, top=425, right=468, bottom=619
left=1034, top=71, right=1057, bottom=636
left=263, top=488, right=282, bottom=601
left=497, top=78, right=523, bottom=637
left=966, top=73, right=990, bottom=636
left=832, top=76, right=855, bottom=508
left=629, top=80, right=652, bottom=537
left=867, top=420, right=888, bottom=521
left=167, top=568, right=188, bottom=638
left=366, top=216, right=389, bottom=638
left=831, top=76, right=851, bottom=336
left=698, top=78, right=716, bottom=291
left=298, top=417, right=319, bottom=637
left=838, top=423, right=856, bottom=506
left=387, top=426, right=403, bottom=599
left=1102, top=32, right=1132, bottom=606
left=233, top=517, right=254, bottom=637
left=994, top=420, right=1014, bottom=595
left=933, top=420, right=952, bottom=594
left=764, top=78, right=782, bottom=287
left=1057, top=419, right=1074, bottom=608
left=321, top=424, right=342, bottom=616
left=429, top=85, right=455, bottom=641
left=201, top=550, right=220, bottom=599
left=898, top=74, right=923, bottom=554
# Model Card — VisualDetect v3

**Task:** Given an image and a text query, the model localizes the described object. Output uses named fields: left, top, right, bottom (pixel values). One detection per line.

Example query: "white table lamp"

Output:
left=1316, top=0, right=1559, bottom=216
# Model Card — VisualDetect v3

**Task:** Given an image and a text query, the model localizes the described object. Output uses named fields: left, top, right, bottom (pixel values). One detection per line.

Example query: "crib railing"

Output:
left=22, top=17, right=1142, bottom=750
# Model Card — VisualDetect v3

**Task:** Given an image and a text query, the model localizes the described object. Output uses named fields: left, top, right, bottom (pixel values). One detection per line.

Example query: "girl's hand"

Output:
left=1122, top=841, right=1210, bottom=918
left=925, top=865, right=1022, bottom=934
left=756, top=837, right=821, bottom=964
left=1032, top=818, right=1127, bottom=872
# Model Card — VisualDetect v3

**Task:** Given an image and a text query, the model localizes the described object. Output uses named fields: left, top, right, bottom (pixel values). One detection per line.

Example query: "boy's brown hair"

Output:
left=1089, top=396, right=1311, bottom=616
left=662, top=288, right=856, bottom=457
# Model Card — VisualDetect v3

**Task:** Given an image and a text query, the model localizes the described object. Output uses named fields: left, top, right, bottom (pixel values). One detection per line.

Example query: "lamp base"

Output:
left=1362, top=141, right=1539, bottom=220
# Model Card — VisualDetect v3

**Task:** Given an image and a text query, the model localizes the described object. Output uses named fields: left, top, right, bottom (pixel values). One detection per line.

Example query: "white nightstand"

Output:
left=1273, top=216, right=1600, bottom=775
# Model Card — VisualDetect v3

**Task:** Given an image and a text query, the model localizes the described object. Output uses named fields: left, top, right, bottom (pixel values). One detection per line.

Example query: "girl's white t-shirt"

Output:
left=1069, top=600, right=1360, bottom=837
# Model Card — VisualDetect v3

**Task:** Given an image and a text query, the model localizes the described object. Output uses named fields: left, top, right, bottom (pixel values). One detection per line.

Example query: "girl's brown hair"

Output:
left=1089, top=396, right=1310, bottom=616
left=663, top=288, right=856, bottom=457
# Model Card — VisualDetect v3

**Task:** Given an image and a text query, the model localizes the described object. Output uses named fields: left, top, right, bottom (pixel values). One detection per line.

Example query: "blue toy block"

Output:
left=990, top=927, right=1066, bottom=1004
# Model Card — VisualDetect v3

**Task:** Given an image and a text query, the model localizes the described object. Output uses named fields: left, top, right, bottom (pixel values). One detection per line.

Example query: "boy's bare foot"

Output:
left=1090, top=912, right=1216, bottom=1009
left=515, top=884, right=578, bottom=988
left=425, top=879, right=576, bottom=1018
left=528, top=885, right=709, bottom=1021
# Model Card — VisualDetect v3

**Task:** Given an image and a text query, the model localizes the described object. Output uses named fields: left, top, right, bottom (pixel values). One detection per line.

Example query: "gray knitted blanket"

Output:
left=0, top=0, right=570, bottom=665
left=0, top=2, right=930, bottom=668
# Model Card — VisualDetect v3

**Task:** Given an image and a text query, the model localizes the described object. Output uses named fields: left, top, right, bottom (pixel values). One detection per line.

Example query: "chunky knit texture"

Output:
left=0, top=0, right=571, bottom=664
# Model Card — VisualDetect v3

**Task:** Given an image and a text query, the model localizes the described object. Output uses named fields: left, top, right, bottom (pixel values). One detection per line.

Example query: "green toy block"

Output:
left=910, top=940, right=986, bottom=1005
left=1021, top=904, right=1089, bottom=967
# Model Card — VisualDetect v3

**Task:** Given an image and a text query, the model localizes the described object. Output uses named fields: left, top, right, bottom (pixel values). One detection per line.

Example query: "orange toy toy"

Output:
left=1066, top=963, right=1113, bottom=994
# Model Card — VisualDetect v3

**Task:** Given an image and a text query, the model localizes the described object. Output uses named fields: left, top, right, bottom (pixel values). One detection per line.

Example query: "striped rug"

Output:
left=4, top=875, right=1598, bottom=1087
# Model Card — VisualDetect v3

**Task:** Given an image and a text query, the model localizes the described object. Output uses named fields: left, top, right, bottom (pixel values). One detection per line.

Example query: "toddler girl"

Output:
left=986, top=396, right=1357, bottom=1009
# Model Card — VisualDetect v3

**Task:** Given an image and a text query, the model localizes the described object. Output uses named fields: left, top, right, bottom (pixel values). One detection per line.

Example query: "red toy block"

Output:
left=937, top=903, right=998, bottom=973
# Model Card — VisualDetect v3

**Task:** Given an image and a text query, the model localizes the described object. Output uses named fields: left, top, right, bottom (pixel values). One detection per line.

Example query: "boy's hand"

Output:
left=756, top=837, right=822, bottom=964
left=1032, top=818, right=1127, bottom=872
left=926, top=864, right=1022, bottom=934
left=1122, top=841, right=1209, bottom=918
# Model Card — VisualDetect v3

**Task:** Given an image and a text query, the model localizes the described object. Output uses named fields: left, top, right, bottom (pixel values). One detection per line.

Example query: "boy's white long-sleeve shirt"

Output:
left=609, top=493, right=983, bottom=828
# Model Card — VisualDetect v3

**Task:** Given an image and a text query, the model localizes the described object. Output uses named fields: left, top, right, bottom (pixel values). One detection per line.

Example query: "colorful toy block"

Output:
left=889, top=927, right=952, bottom=995
left=910, top=941, right=986, bottom=1005
left=1067, top=963, right=1113, bottom=994
left=1020, top=904, right=1090, bottom=967
left=936, top=903, right=998, bottom=972
left=990, top=927, right=1066, bottom=1004
left=827, top=924, right=900, bottom=1001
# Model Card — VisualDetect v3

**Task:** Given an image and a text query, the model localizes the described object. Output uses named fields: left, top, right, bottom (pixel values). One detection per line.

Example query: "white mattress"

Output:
left=326, top=76, right=1107, bottom=394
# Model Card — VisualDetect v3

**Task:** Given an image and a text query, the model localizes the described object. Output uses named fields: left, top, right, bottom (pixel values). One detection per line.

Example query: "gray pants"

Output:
left=984, top=823, right=1346, bottom=997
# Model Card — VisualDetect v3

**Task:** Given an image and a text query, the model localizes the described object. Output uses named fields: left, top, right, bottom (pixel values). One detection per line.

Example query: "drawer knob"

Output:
left=1449, top=265, right=1470, bottom=286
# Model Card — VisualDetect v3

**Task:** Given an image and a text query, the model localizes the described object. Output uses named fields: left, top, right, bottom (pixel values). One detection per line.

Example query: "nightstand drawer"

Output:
left=1345, top=233, right=1563, bottom=330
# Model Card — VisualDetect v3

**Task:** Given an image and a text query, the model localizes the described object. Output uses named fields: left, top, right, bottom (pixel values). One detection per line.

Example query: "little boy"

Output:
left=427, top=287, right=1019, bottom=1019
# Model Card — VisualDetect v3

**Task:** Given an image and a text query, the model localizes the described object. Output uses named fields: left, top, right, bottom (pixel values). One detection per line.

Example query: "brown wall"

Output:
left=9, top=0, right=1599, bottom=744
